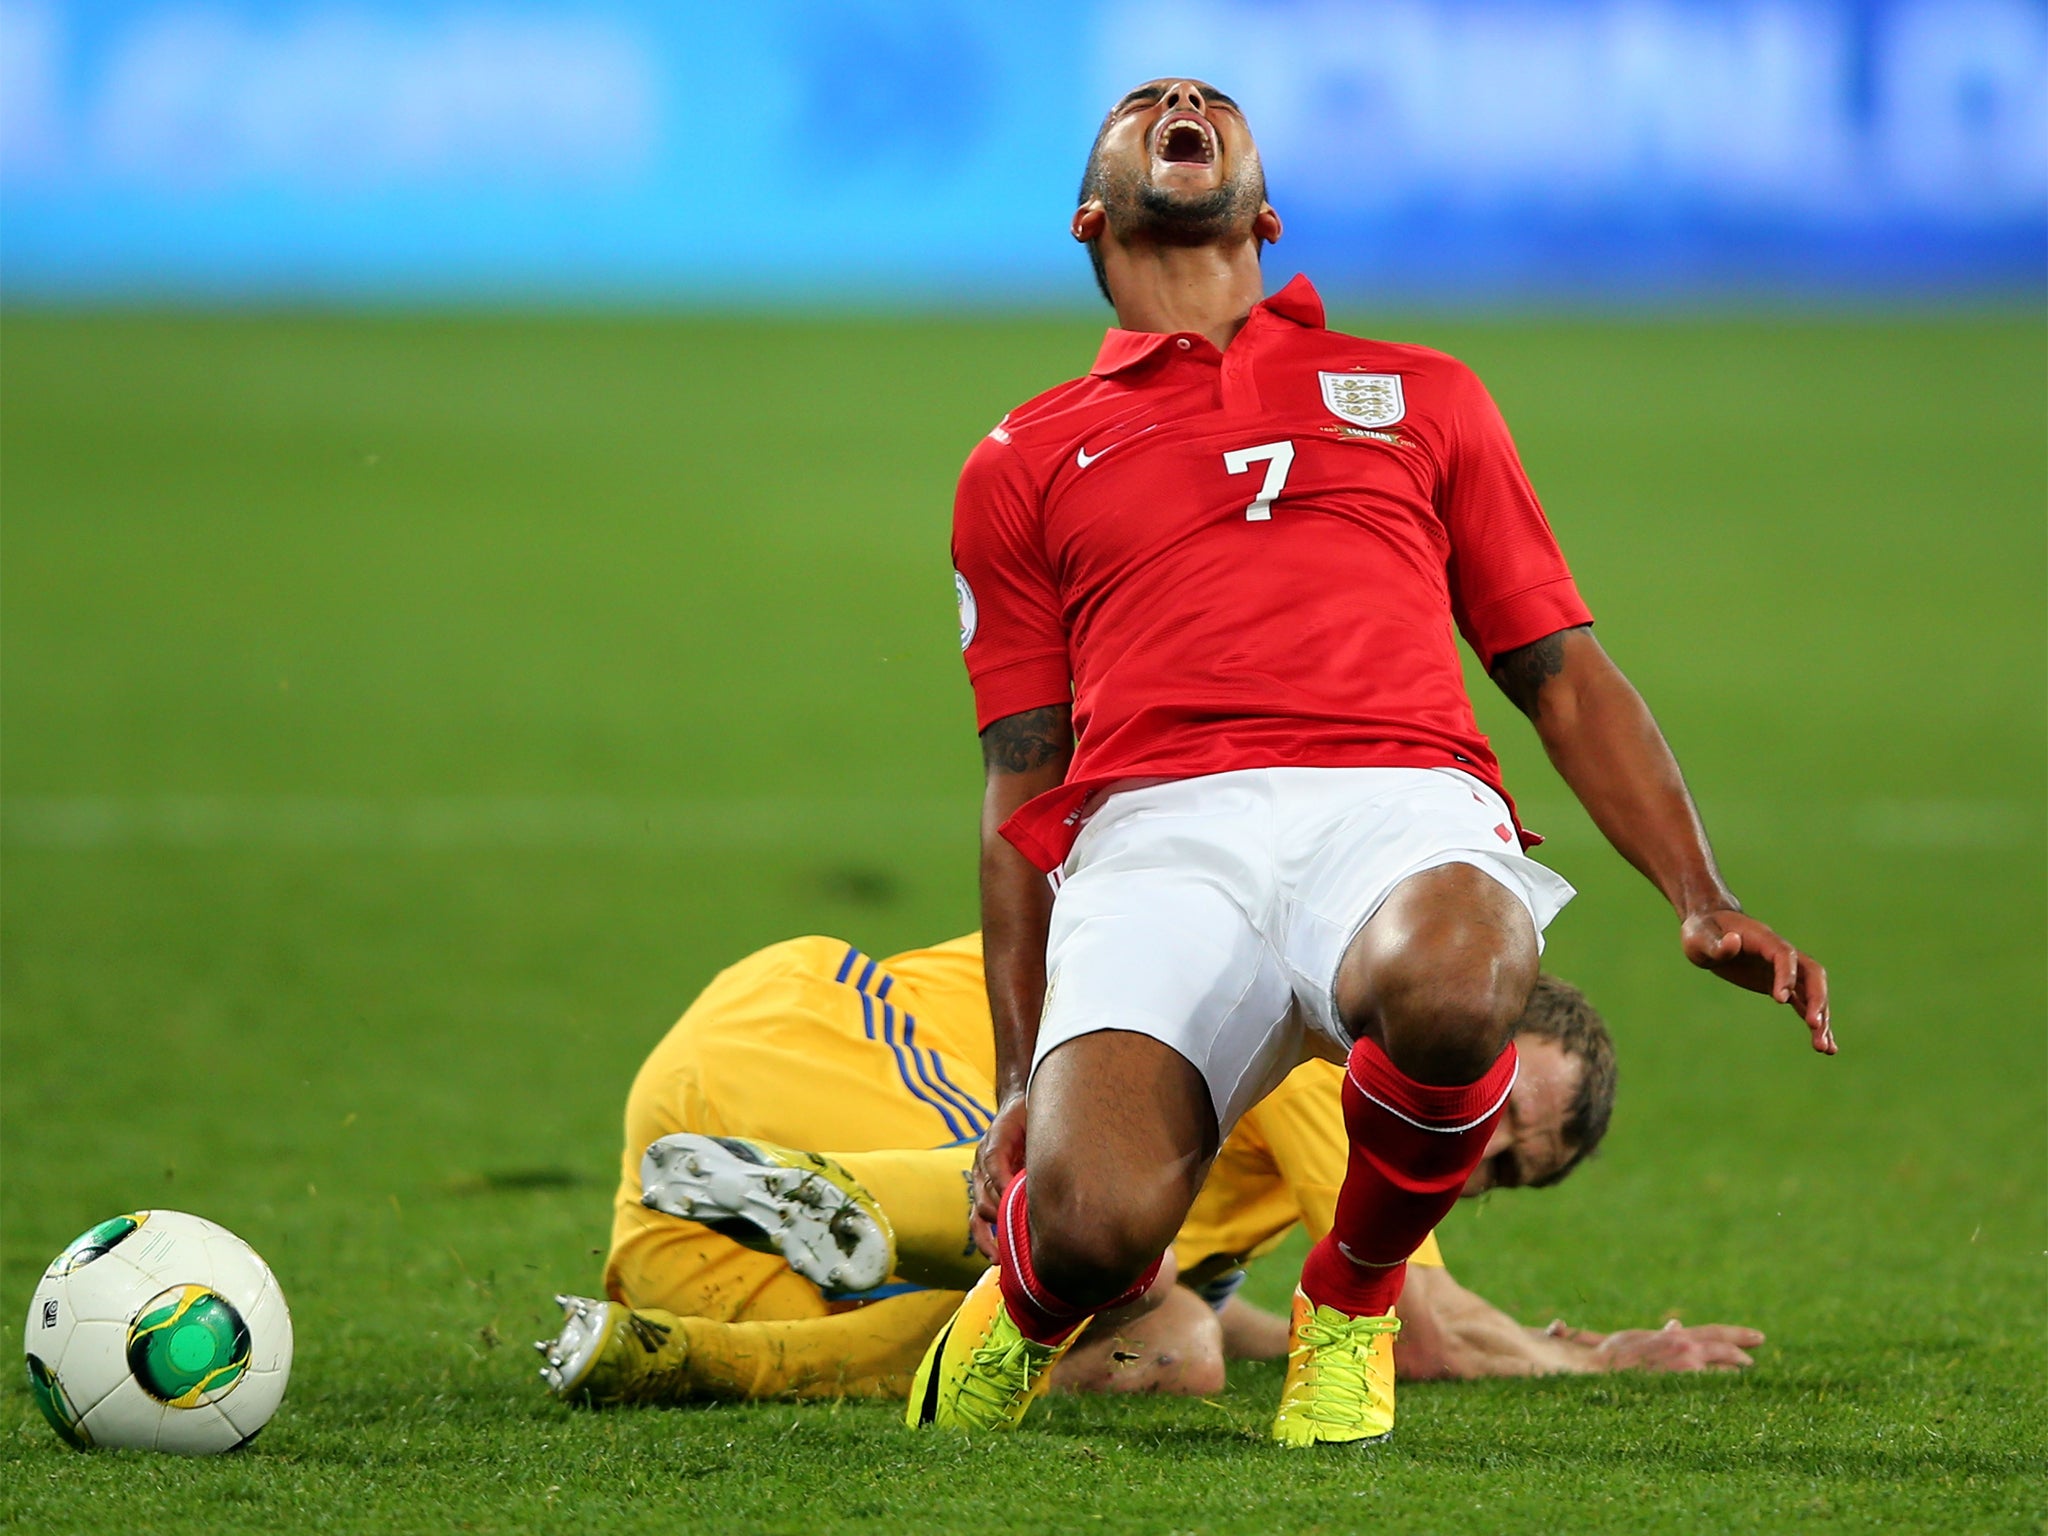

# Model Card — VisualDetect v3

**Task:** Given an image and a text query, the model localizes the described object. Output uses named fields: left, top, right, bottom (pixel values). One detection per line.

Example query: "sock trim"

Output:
left=1335, top=1242, right=1402, bottom=1270
left=1345, top=1057, right=1518, bottom=1135
left=1001, top=1174, right=1081, bottom=1324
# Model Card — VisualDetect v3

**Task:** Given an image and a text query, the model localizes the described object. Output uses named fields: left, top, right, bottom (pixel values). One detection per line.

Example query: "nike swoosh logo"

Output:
left=1075, top=424, right=1158, bottom=469
left=913, top=1317, right=954, bottom=1424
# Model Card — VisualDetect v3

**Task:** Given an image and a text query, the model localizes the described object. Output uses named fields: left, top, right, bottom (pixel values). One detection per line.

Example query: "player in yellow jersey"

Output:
left=537, top=933, right=1763, bottom=1403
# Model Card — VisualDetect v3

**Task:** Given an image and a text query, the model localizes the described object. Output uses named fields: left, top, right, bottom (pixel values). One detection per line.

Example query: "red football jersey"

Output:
left=953, top=275, right=1591, bottom=872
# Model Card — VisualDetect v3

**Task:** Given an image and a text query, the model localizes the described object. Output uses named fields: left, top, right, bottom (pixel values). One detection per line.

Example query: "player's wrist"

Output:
left=1673, top=886, right=1741, bottom=923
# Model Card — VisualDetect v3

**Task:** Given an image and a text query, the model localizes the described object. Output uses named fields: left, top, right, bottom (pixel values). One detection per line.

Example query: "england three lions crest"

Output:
left=1319, top=371, right=1405, bottom=428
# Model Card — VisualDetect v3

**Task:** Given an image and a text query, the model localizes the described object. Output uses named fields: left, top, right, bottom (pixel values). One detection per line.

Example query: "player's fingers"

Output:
left=969, top=1214, right=998, bottom=1262
left=974, top=1161, right=1003, bottom=1206
left=1801, top=955, right=1835, bottom=1052
left=1763, top=934, right=1796, bottom=1004
left=1690, top=1325, right=1766, bottom=1345
left=970, top=1157, right=1004, bottom=1229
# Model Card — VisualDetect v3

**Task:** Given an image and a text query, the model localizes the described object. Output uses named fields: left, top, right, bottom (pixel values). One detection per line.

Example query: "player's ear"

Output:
left=1072, top=201, right=1107, bottom=244
left=1254, top=203, right=1283, bottom=246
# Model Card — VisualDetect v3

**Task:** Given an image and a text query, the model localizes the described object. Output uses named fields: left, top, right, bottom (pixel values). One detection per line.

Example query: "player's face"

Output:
left=1461, top=1036, right=1580, bottom=1196
left=1087, top=78, right=1266, bottom=237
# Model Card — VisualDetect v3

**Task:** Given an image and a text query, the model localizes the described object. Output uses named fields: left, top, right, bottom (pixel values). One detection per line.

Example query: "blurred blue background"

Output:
left=3, top=0, right=2043, bottom=305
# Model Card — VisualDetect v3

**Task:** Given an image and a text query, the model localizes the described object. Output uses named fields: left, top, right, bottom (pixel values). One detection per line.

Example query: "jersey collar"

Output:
left=1088, top=273, right=1327, bottom=378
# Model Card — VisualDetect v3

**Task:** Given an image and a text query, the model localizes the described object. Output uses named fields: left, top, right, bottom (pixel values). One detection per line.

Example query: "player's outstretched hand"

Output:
left=1547, top=1317, right=1765, bottom=1373
left=969, top=1096, right=1029, bottom=1260
left=1680, top=908, right=1835, bottom=1054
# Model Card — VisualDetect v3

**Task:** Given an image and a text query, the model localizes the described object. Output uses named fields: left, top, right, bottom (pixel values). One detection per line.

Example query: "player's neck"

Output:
left=1105, top=240, right=1266, bottom=353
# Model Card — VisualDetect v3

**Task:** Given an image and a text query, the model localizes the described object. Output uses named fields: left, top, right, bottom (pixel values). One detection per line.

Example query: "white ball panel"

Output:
left=239, top=1275, right=295, bottom=1375
left=44, top=1317, right=135, bottom=1420
left=118, top=1211, right=225, bottom=1287
left=79, top=1376, right=166, bottom=1452
left=199, top=1232, right=271, bottom=1310
left=153, top=1400, right=244, bottom=1456
left=215, top=1365, right=287, bottom=1441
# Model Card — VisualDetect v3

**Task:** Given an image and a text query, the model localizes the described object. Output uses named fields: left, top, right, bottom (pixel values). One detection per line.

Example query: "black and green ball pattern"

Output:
left=52, top=1213, right=139, bottom=1276
left=25, top=1353, right=90, bottom=1448
left=125, top=1286, right=251, bottom=1407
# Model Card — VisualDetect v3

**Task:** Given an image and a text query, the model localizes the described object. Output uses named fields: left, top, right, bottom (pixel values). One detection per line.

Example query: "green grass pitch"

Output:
left=2, top=306, right=2042, bottom=1534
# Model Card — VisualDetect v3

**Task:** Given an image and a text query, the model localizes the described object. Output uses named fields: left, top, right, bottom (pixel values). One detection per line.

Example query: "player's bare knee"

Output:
left=1025, top=1141, right=1190, bottom=1307
left=1378, top=951, right=1534, bottom=1082
left=1350, top=866, right=1538, bottom=1083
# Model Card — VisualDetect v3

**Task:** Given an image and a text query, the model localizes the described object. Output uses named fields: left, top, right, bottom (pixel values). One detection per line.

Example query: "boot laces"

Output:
left=1291, top=1311, right=1398, bottom=1425
left=957, top=1334, right=1048, bottom=1421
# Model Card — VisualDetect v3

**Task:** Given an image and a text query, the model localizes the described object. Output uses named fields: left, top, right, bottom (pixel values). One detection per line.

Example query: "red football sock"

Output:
left=995, top=1172, right=1160, bottom=1346
left=1299, top=1037, right=1519, bottom=1317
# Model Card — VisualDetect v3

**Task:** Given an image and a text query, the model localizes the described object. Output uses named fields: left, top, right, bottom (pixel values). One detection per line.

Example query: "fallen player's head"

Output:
left=1072, top=77, right=1281, bottom=305
left=1464, top=975, right=1618, bottom=1196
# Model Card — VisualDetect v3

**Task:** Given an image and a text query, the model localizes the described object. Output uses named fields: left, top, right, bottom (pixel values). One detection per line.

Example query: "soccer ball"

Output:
left=23, top=1210, right=293, bottom=1454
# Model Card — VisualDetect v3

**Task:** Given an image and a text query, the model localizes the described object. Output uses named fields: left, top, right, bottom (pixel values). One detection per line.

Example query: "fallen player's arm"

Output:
left=971, top=702, right=1074, bottom=1248
left=1394, top=1263, right=1763, bottom=1378
left=1490, top=625, right=1833, bottom=1054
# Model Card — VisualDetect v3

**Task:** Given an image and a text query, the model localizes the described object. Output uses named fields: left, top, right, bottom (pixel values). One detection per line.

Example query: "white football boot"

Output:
left=639, top=1133, right=895, bottom=1297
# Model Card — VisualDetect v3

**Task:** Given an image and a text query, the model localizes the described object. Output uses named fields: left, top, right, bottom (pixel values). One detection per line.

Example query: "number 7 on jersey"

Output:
left=1223, top=440, right=1296, bottom=521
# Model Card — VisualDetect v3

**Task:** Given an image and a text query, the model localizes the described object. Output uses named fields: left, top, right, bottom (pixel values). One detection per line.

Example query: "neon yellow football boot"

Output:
left=534, top=1295, right=692, bottom=1407
left=640, top=1133, right=895, bottom=1297
left=1271, top=1288, right=1401, bottom=1447
left=905, top=1266, right=1076, bottom=1430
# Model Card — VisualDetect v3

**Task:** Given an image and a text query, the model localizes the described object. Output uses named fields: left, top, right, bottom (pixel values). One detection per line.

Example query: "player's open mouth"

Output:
left=1153, top=112, right=1216, bottom=167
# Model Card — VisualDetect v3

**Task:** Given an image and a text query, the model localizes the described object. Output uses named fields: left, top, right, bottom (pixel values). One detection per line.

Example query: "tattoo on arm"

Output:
left=981, top=704, right=1073, bottom=774
left=1490, top=626, right=1585, bottom=718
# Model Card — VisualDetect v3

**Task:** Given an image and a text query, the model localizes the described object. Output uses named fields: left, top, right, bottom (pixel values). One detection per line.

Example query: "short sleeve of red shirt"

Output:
left=1438, top=363, right=1593, bottom=668
left=951, top=435, right=1071, bottom=730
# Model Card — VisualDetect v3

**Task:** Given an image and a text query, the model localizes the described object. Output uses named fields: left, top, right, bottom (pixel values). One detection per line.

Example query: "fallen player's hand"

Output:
left=1681, top=908, right=1835, bottom=1054
left=969, top=1095, right=1029, bottom=1260
left=1575, top=1317, right=1765, bottom=1373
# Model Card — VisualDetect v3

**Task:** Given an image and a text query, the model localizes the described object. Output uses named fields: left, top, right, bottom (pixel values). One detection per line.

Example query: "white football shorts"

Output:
left=1034, top=766, right=1577, bottom=1133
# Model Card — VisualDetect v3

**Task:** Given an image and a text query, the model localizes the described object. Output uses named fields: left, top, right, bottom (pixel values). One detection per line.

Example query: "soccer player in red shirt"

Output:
left=910, top=79, right=1832, bottom=1446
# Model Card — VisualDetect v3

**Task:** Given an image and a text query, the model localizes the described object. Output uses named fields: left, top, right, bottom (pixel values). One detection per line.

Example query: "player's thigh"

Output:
left=1278, top=767, right=1576, bottom=1050
left=1040, top=797, right=1298, bottom=1140
left=1026, top=1029, right=1218, bottom=1266
left=1336, top=860, right=1539, bottom=1041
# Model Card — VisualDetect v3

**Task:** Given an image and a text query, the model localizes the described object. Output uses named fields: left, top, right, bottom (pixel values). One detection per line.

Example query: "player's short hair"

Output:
left=1511, top=974, right=1617, bottom=1187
